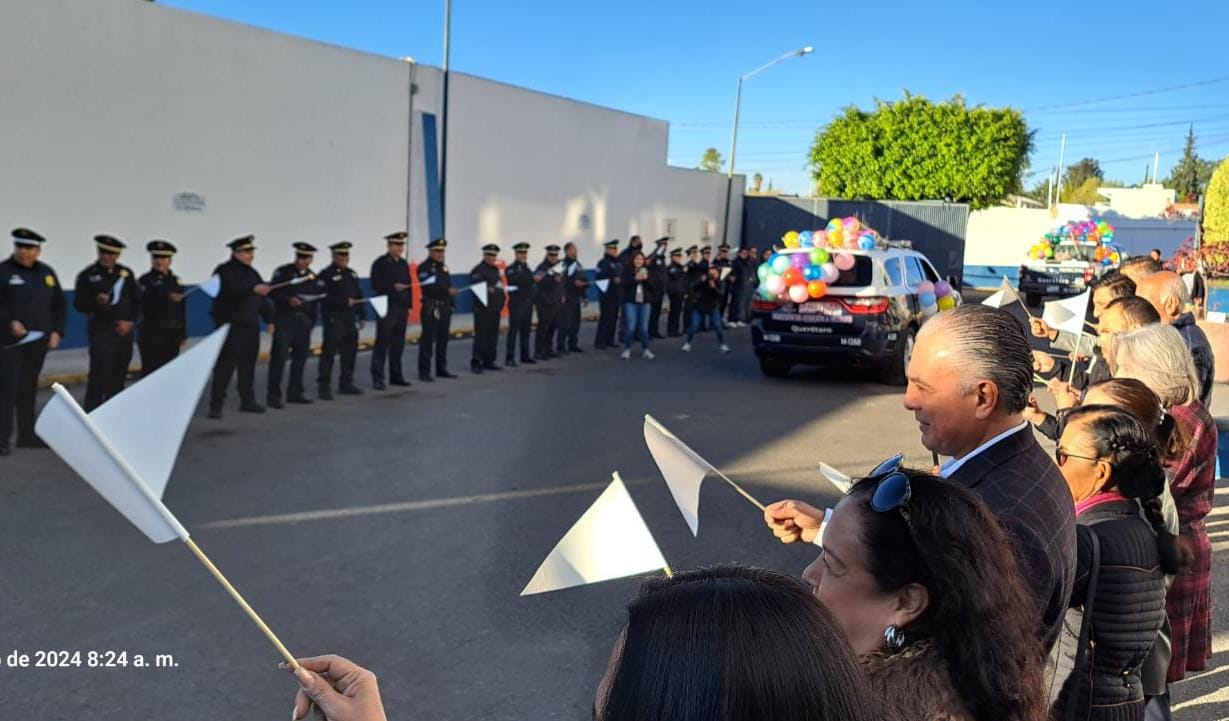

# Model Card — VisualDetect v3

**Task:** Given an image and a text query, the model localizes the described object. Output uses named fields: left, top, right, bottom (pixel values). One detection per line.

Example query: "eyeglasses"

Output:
left=865, top=453, right=912, bottom=525
left=1054, top=447, right=1100, bottom=467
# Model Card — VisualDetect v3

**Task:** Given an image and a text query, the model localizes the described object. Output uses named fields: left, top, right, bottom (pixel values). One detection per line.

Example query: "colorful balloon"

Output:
left=791, top=251, right=810, bottom=269
left=834, top=253, right=855, bottom=271
left=783, top=230, right=800, bottom=246
left=758, top=286, right=776, bottom=300
left=765, top=275, right=785, bottom=294
left=937, top=295, right=957, bottom=311
left=807, top=280, right=828, bottom=299
left=771, top=254, right=790, bottom=274
left=843, top=216, right=861, bottom=234
left=803, top=265, right=821, bottom=281
left=918, top=291, right=937, bottom=307
left=798, top=230, right=813, bottom=247
left=783, top=267, right=803, bottom=285
left=857, top=236, right=875, bottom=250
left=757, top=263, right=771, bottom=282
left=933, top=281, right=951, bottom=298
left=821, top=263, right=840, bottom=283
left=809, top=247, right=829, bottom=265
left=788, top=284, right=810, bottom=304
left=916, top=281, right=935, bottom=295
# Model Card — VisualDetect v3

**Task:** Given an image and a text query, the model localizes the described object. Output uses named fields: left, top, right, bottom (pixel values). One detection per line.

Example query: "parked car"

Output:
left=750, top=247, right=959, bottom=384
left=1017, top=241, right=1127, bottom=307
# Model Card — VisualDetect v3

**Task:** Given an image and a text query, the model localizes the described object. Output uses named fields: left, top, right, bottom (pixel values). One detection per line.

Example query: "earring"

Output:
left=884, top=624, right=906, bottom=651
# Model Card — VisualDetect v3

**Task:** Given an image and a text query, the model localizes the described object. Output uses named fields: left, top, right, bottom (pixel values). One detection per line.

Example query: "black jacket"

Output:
left=504, top=261, right=536, bottom=307
left=534, top=259, right=564, bottom=305
left=1055, top=499, right=1167, bottom=721
left=316, top=263, right=364, bottom=322
left=269, top=263, right=318, bottom=321
left=691, top=276, right=723, bottom=313
left=210, top=257, right=272, bottom=326
left=1171, top=313, right=1214, bottom=406
left=138, top=269, right=187, bottom=337
left=0, top=257, right=67, bottom=343
left=417, top=258, right=453, bottom=307
left=619, top=265, right=662, bottom=305
left=74, top=262, right=141, bottom=330
left=469, top=261, right=506, bottom=311
left=562, top=258, right=587, bottom=300
left=666, top=261, right=686, bottom=295
left=371, top=254, right=413, bottom=310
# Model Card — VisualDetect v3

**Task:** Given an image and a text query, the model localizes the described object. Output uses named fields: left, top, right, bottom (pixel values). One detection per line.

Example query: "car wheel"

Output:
left=759, top=358, right=792, bottom=378
left=882, top=326, right=914, bottom=386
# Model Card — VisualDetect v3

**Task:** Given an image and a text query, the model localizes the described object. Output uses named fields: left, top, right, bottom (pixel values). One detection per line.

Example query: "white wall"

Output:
left=0, top=0, right=738, bottom=282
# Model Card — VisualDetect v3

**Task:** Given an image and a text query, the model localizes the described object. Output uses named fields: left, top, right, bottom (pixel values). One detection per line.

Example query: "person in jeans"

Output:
left=682, top=265, right=730, bottom=354
left=618, top=250, right=660, bottom=359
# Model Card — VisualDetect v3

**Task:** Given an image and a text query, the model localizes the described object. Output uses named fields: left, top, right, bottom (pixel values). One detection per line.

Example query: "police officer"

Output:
left=533, top=245, right=564, bottom=361
left=75, top=235, right=141, bottom=411
left=370, top=231, right=413, bottom=389
left=665, top=247, right=687, bottom=337
left=469, top=243, right=506, bottom=373
left=267, top=242, right=318, bottom=407
left=557, top=242, right=588, bottom=354
left=593, top=239, right=621, bottom=349
left=0, top=228, right=66, bottom=455
left=208, top=235, right=273, bottom=418
left=696, top=245, right=715, bottom=331
left=316, top=242, right=364, bottom=399
left=137, top=240, right=187, bottom=378
left=417, top=238, right=457, bottom=381
left=729, top=245, right=757, bottom=327
left=714, top=244, right=733, bottom=320
left=647, top=237, right=669, bottom=339
left=504, top=242, right=536, bottom=367
left=682, top=245, right=702, bottom=329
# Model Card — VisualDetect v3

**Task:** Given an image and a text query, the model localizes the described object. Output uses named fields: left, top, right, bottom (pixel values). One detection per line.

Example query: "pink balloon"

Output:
left=916, top=281, right=935, bottom=295
left=765, top=275, right=785, bottom=294
left=788, top=284, right=810, bottom=304
left=821, top=262, right=840, bottom=283
left=815, top=230, right=828, bottom=245
left=834, top=253, right=856, bottom=271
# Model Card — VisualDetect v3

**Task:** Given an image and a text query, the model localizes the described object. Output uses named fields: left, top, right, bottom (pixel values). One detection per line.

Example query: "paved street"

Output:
left=1, top=326, right=1226, bottom=720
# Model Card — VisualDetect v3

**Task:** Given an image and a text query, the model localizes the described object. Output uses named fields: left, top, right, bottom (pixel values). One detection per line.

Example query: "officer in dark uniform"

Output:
left=267, top=242, right=318, bottom=408
left=137, top=240, right=187, bottom=378
left=417, top=238, right=458, bottom=381
left=504, top=242, right=536, bottom=367
left=316, top=242, right=364, bottom=399
left=369, top=231, right=413, bottom=389
left=593, top=239, right=621, bottom=349
left=557, top=242, right=588, bottom=354
left=533, top=245, right=564, bottom=360
left=469, top=243, right=506, bottom=373
left=75, top=235, right=141, bottom=411
left=208, top=235, right=273, bottom=418
left=682, top=245, right=702, bottom=330
left=714, top=244, right=733, bottom=320
left=0, top=228, right=66, bottom=455
left=647, top=237, right=669, bottom=339
left=696, top=245, right=715, bottom=331
left=665, top=247, right=687, bottom=337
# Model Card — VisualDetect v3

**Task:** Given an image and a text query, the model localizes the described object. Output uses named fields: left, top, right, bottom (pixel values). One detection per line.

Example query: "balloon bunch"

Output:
left=1028, top=219, right=1119, bottom=264
left=757, top=218, right=879, bottom=304
left=779, top=216, right=880, bottom=252
left=916, top=280, right=956, bottom=315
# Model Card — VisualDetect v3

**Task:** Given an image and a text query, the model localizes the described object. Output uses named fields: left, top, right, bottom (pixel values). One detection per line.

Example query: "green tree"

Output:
left=1206, top=156, right=1229, bottom=242
left=807, top=93, right=1033, bottom=209
left=1062, top=157, right=1103, bottom=198
left=1164, top=126, right=1218, bottom=201
left=698, top=148, right=724, bottom=173
left=1064, top=177, right=1107, bottom=205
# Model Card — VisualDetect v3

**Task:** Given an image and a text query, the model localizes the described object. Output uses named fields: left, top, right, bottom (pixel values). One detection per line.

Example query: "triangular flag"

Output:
left=521, top=473, right=668, bottom=596
left=643, top=414, right=715, bottom=536
left=110, top=276, right=125, bottom=305
left=550, top=262, right=565, bottom=275
left=88, top=324, right=230, bottom=500
left=720, top=267, right=732, bottom=281
left=818, top=462, right=853, bottom=495
left=595, top=279, right=610, bottom=293
left=13, top=330, right=45, bottom=347
left=420, top=275, right=437, bottom=286
left=35, top=385, right=190, bottom=543
left=196, top=274, right=221, bottom=298
left=505, top=285, right=519, bottom=293
left=470, top=281, right=488, bottom=307
left=367, top=295, right=388, bottom=318
left=289, top=275, right=311, bottom=286
left=981, top=277, right=1021, bottom=309
left=1042, top=289, right=1090, bottom=336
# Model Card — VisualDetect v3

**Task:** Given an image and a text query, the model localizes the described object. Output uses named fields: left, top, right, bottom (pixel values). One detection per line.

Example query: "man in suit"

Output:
left=208, top=235, right=273, bottom=418
left=369, top=231, right=413, bottom=389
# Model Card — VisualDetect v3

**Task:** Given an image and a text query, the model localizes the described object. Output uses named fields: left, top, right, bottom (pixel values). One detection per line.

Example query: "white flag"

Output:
left=14, top=330, right=46, bottom=347
left=1042, top=289, right=1090, bottom=336
left=367, top=295, right=388, bottom=318
left=470, top=281, right=488, bottom=307
left=506, top=285, right=519, bottom=293
left=720, top=267, right=732, bottom=281
left=980, top=277, right=1021, bottom=309
left=595, top=279, right=611, bottom=294
left=550, top=262, right=565, bottom=275
left=110, top=276, right=125, bottom=305
left=643, top=414, right=715, bottom=536
left=522, top=473, right=668, bottom=596
left=195, top=274, right=222, bottom=298
left=289, top=275, right=311, bottom=286
left=420, top=275, right=437, bottom=286
left=818, top=462, right=853, bottom=495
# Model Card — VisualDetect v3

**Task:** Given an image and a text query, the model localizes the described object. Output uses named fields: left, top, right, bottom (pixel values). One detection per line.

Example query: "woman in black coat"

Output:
left=618, top=251, right=661, bottom=360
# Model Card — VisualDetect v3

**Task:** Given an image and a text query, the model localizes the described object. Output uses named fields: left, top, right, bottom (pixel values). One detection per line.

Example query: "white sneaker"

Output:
left=720, top=344, right=731, bottom=354
left=642, top=349, right=655, bottom=360
left=620, top=349, right=631, bottom=360
left=681, top=343, right=692, bottom=352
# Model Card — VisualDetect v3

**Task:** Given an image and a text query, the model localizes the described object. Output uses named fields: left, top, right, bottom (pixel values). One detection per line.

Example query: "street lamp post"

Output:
left=719, top=46, right=813, bottom=249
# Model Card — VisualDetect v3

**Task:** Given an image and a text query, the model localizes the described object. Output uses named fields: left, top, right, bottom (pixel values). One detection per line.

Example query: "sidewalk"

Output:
left=37, top=311, right=601, bottom=387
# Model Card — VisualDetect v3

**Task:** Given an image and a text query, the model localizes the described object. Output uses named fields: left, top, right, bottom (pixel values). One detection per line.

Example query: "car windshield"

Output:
left=1052, top=242, right=1098, bottom=262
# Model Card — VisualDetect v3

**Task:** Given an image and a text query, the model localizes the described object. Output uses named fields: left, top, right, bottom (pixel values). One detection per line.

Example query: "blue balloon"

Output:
left=799, top=230, right=813, bottom=247
left=857, top=236, right=875, bottom=250
left=757, top=263, right=771, bottom=281
left=771, top=254, right=790, bottom=274
left=918, top=291, right=937, bottom=307
left=803, top=265, right=821, bottom=281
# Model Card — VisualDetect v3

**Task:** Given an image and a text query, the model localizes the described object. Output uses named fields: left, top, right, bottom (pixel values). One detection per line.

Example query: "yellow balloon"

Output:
left=937, top=295, right=957, bottom=311
left=783, top=230, right=800, bottom=246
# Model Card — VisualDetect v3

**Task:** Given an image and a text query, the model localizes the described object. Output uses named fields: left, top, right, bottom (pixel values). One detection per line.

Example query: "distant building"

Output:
left=1095, top=183, right=1177, bottom=219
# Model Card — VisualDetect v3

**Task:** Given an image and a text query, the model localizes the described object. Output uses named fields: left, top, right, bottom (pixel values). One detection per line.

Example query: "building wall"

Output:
left=0, top=0, right=737, bottom=345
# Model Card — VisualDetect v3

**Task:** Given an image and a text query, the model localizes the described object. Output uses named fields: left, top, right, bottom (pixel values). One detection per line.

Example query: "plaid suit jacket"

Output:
left=947, top=425, right=1077, bottom=653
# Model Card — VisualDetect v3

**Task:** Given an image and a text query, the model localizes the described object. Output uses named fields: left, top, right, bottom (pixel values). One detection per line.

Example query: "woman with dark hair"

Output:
left=618, top=250, right=661, bottom=360
left=1052, top=405, right=1178, bottom=721
left=765, top=466, right=1047, bottom=721
left=598, top=565, right=875, bottom=721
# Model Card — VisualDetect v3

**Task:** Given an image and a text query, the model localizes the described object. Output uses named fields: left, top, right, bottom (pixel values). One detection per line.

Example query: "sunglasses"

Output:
left=865, top=453, right=912, bottom=525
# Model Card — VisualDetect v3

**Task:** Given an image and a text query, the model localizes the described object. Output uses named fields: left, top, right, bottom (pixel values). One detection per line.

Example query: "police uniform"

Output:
left=315, top=242, right=364, bottom=398
left=370, top=231, right=413, bottom=389
left=504, top=242, right=536, bottom=366
left=682, top=245, right=702, bottom=329
left=417, top=238, right=456, bottom=381
left=137, top=240, right=187, bottom=377
left=74, top=235, right=141, bottom=411
left=647, top=237, right=669, bottom=338
left=665, top=249, right=687, bottom=336
left=557, top=247, right=587, bottom=354
left=533, top=246, right=564, bottom=360
left=593, top=239, right=621, bottom=349
left=0, top=228, right=67, bottom=453
left=713, top=244, right=733, bottom=319
left=469, top=244, right=506, bottom=373
left=208, top=235, right=273, bottom=417
left=267, top=242, right=318, bottom=407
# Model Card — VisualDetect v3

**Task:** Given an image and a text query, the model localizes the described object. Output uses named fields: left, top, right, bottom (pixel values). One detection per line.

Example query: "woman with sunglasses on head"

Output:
left=765, top=462, right=1048, bottom=721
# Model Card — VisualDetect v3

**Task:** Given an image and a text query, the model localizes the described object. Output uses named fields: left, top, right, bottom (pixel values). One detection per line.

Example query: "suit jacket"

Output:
left=946, top=425, right=1077, bottom=653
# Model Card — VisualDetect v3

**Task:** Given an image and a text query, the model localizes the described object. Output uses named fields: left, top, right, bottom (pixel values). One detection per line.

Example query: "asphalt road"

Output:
left=1, top=327, right=1225, bottom=720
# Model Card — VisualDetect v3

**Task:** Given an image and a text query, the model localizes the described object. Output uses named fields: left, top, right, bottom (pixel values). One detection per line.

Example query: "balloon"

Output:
left=783, top=267, right=803, bottom=285
left=937, top=295, right=956, bottom=311
left=765, top=275, right=785, bottom=294
left=758, top=286, right=776, bottom=300
left=857, top=236, right=875, bottom=250
left=771, top=254, right=790, bottom=274
left=783, top=233, right=800, bottom=249
left=933, top=281, right=951, bottom=297
left=803, top=265, right=821, bottom=281
left=798, top=230, right=813, bottom=247
left=828, top=227, right=843, bottom=244
left=809, top=247, right=829, bottom=265
left=843, top=217, right=861, bottom=234
left=1044, top=247, right=1054, bottom=259
left=807, top=280, right=828, bottom=299
left=788, top=284, right=810, bottom=304
left=921, top=302, right=939, bottom=316
left=821, top=262, right=840, bottom=283
left=918, top=291, right=936, bottom=307
left=917, top=281, right=935, bottom=295
left=791, top=252, right=810, bottom=269
left=757, top=263, right=771, bottom=282
left=814, top=230, right=828, bottom=246
left=834, top=253, right=855, bottom=271
left=827, top=218, right=842, bottom=231
left=1110, top=252, right=1120, bottom=262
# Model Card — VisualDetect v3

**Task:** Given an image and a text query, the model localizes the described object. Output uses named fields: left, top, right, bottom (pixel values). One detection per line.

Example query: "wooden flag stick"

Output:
left=663, top=566, right=674, bottom=579
left=713, top=468, right=766, bottom=511
left=183, top=538, right=299, bottom=669
left=267, top=274, right=315, bottom=292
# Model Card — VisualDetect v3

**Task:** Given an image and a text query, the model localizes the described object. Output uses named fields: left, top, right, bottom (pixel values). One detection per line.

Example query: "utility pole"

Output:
left=1054, top=133, right=1066, bottom=207
left=439, top=0, right=451, bottom=240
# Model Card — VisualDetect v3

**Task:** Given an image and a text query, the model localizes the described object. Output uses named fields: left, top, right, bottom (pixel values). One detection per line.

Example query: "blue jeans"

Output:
left=622, top=302, right=651, bottom=350
left=687, top=308, right=724, bottom=343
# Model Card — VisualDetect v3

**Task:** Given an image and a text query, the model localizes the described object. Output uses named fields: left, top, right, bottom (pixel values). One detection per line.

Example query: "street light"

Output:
left=720, top=46, right=813, bottom=248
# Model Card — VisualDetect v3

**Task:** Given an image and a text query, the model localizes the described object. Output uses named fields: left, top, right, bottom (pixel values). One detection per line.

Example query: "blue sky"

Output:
left=161, top=0, right=1229, bottom=196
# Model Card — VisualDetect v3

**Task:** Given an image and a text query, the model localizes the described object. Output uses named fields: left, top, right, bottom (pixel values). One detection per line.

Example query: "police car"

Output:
left=750, top=246, right=959, bottom=384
